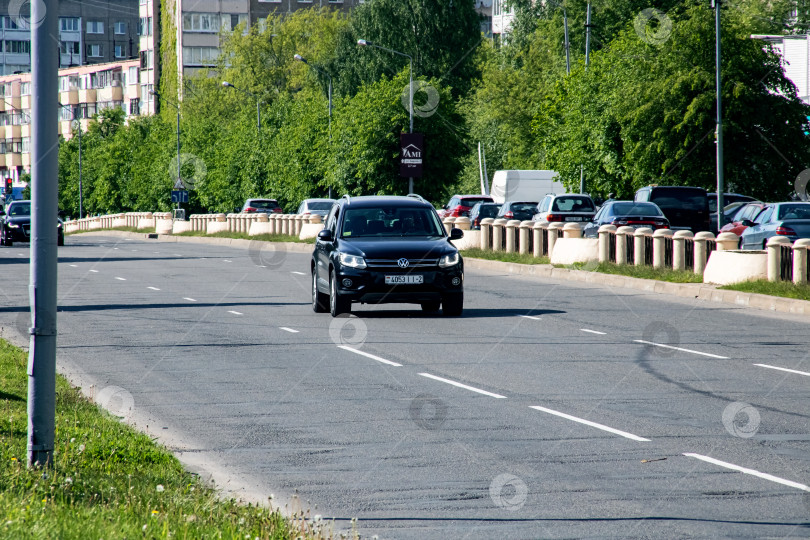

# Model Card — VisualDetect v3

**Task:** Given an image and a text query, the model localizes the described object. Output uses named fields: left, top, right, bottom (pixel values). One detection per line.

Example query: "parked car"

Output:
left=496, top=201, right=539, bottom=221
left=438, top=194, right=494, bottom=219
left=582, top=201, right=669, bottom=238
left=312, top=195, right=464, bottom=316
left=532, top=194, right=597, bottom=223
left=469, top=202, right=502, bottom=230
left=241, top=198, right=283, bottom=214
left=739, top=202, right=810, bottom=249
left=718, top=202, right=769, bottom=237
left=708, top=192, right=757, bottom=214
left=634, top=185, right=711, bottom=232
left=296, top=198, right=335, bottom=217
left=0, top=200, right=64, bottom=246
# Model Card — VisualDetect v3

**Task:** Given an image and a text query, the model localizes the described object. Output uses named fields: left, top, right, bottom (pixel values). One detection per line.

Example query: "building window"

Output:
left=21, top=137, right=29, bottom=154
left=114, top=45, right=125, bottom=58
left=87, top=44, right=102, bottom=57
left=129, top=98, right=140, bottom=115
left=87, top=21, right=104, bottom=34
left=183, top=13, right=220, bottom=32
left=182, top=46, right=219, bottom=66
left=60, top=41, right=80, bottom=55
left=139, top=17, right=152, bottom=36
left=139, top=49, right=153, bottom=69
left=20, top=82, right=30, bottom=95
left=128, top=66, right=138, bottom=84
left=60, top=18, right=80, bottom=32
left=2, top=17, right=20, bottom=30
left=4, top=40, right=30, bottom=54
left=141, top=84, right=153, bottom=102
left=115, top=22, right=126, bottom=34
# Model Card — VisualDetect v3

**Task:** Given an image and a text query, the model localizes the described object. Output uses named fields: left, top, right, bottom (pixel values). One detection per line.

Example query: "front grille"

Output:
left=366, top=258, right=439, bottom=269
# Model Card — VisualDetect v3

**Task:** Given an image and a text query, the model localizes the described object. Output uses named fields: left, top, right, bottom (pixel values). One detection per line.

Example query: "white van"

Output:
left=490, top=170, right=566, bottom=204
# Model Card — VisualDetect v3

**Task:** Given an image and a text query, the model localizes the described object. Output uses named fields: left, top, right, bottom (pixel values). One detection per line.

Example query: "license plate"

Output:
left=385, top=275, right=423, bottom=285
left=565, top=216, right=583, bottom=222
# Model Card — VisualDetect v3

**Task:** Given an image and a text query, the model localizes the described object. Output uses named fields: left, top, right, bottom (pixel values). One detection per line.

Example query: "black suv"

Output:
left=634, top=185, right=711, bottom=232
left=312, top=195, right=464, bottom=317
left=1, top=200, right=65, bottom=247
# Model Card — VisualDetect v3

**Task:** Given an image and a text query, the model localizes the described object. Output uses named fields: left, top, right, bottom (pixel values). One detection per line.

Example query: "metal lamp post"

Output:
left=357, top=39, right=414, bottom=194
left=713, top=0, right=725, bottom=230
left=222, top=81, right=261, bottom=135
left=294, top=54, right=333, bottom=197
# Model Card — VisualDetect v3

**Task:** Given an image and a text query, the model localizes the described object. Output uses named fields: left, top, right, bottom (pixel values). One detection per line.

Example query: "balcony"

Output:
left=97, top=85, right=123, bottom=102
left=5, top=153, right=21, bottom=167
left=60, top=89, right=79, bottom=105
left=20, top=95, right=30, bottom=109
left=5, top=125, right=21, bottom=139
left=0, top=154, right=6, bottom=167
left=78, top=88, right=96, bottom=103
left=21, top=152, right=30, bottom=168
left=21, top=124, right=30, bottom=138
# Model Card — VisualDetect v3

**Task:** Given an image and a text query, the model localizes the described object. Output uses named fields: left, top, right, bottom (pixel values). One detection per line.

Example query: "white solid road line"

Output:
left=228, top=310, right=243, bottom=315
left=338, top=345, right=402, bottom=367
left=683, top=453, right=810, bottom=492
left=754, top=363, right=810, bottom=377
left=520, top=315, right=542, bottom=320
left=183, top=297, right=197, bottom=302
left=530, top=405, right=651, bottom=442
left=147, top=287, right=160, bottom=291
left=633, top=340, right=728, bottom=359
left=279, top=327, right=299, bottom=333
left=115, top=277, right=126, bottom=281
left=291, top=271, right=306, bottom=275
left=581, top=328, right=607, bottom=335
left=419, top=373, right=507, bottom=399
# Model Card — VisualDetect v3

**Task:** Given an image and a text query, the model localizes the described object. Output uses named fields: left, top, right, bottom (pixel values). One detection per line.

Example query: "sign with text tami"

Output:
left=400, top=133, right=424, bottom=178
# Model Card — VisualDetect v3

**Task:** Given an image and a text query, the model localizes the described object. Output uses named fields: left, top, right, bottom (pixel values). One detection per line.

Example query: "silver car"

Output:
left=739, top=202, right=810, bottom=250
left=296, top=198, right=336, bottom=217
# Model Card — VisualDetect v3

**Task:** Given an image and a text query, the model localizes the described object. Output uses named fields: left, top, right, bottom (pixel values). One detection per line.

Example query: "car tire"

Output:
left=329, top=269, right=350, bottom=317
left=57, top=234, right=64, bottom=247
left=442, top=293, right=463, bottom=317
left=312, top=269, right=328, bottom=313
left=420, top=301, right=440, bottom=313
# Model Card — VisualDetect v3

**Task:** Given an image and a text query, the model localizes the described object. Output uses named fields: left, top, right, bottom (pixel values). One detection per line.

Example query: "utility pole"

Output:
left=563, top=9, right=571, bottom=75
left=713, top=0, right=725, bottom=230
left=28, top=0, right=59, bottom=468
left=581, top=3, right=592, bottom=194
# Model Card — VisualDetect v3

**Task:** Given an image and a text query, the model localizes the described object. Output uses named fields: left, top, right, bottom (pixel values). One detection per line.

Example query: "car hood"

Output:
left=339, top=236, right=456, bottom=259
left=4, top=215, right=31, bottom=225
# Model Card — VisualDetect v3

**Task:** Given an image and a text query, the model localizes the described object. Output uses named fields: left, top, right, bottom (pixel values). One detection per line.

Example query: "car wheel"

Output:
left=329, top=269, right=350, bottom=317
left=420, top=301, right=440, bottom=313
left=57, top=234, right=64, bottom=247
left=763, top=240, right=768, bottom=250
left=442, top=293, right=463, bottom=317
left=312, top=269, right=328, bottom=313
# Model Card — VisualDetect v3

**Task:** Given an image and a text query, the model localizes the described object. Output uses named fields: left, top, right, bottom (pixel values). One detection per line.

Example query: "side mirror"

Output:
left=449, top=228, right=464, bottom=240
left=317, top=229, right=333, bottom=242
left=741, top=219, right=754, bottom=227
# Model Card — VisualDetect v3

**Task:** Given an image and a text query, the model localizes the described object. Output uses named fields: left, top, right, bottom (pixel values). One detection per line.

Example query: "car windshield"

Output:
left=610, top=202, right=662, bottom=217
left=9, top=202, right=30, bottom=216
left=342, top=207, right=444, bottom=237
left=307, top=201, right=334, bottom=210
left=250, top=200, right=278, bottom=209
left=551, top=196, right=595, bottom=212
left=777, top=204, right=810, bottom=220
left=459, top=198, right=492, bottom=207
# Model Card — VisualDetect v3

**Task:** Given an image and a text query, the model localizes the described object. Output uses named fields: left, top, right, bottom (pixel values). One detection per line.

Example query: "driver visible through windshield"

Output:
left=342, top=207, right=444, bottom=237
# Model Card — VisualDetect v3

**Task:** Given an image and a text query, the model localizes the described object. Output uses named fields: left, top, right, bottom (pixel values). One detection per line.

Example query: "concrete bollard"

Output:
left=519, top=221, right=533, bottom=255
left=693, top=231, right=715, bottom=275
left=716, top=232, right=739, bottom=251
left=652, top=228, right=675, bottom=269
left=634, top=228, right=653, bottom=266
left=793, top=239, right=810, bottom=285
left=672, top=230, right=694, bottom=271
left=505, top=220, right=521, bottom=253
left=532, top=222, right=545, bottom=258
left=480, top=218, right=494, bottom=250
left=615, top=226, right=635, bottom=265
left=443, top=217, right=456, bottom=235
left=547, top=222, right=565, bottom=257
left=562, top=222, right=582, bottom=239
left=454, top=217, right=471, bottom=231
left=492, top=218, right=508, bottom=252
left=766, top=236, right=791, bottom=282
left=598, top=225, right=617, bottom=263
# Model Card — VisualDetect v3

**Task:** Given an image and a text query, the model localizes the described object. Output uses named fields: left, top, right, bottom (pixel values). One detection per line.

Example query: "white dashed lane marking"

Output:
left=519, top=315, right=541, bottom=320
left=89, top=269, right=99, bottom=273
left=115, top=277, right=126, bottom=281
left=530, top=405, right=650, bottom=442
left=68, top=264, right=78, bottom=268
left=633, top=340, right=728, bottom=359
left=684, top=453, right=810, bottom=492
left=338, top=346, right=402, bottom=367
left=280, top=327, right=299, bottom=333
left=581, top=328, right=607, bottom=335
left=419, top=373, right=507, bottom=399
left=183, top=297, right=197, bottom=302
left=754, top=363, right=810, bottom=377
left=291, top=271, right=306, bottom=275
left=147, top=287, right=160, bottom=291
left=228, top=310, right=243, bottom=315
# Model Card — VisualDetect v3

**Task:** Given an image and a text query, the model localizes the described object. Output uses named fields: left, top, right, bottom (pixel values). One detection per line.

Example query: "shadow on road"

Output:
left=348, top=308, right=566, bottom=319
left=0, top=301, right=309, bottom=313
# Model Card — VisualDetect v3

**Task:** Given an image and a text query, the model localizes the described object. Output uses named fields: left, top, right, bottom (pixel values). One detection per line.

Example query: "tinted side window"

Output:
left=326, top=205, right=338, bottom=234
left=755, top=207, right=772, bottom=224
left=635, top=190, right=650, bottom=202
left=540, top=197, right=551, bottom=212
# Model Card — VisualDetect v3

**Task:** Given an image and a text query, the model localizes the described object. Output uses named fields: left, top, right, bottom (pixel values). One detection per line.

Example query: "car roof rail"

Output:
left=341, top=194, right=351, bottom=205
left=406, top=193, right=428, bottom=204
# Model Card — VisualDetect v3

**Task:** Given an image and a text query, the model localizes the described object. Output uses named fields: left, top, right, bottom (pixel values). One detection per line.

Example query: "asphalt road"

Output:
left=2, top=234, right=810, bottom=539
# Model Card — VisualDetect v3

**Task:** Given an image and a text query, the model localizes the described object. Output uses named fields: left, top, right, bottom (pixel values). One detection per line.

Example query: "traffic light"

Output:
left=4, top=178, right=11, bottom=195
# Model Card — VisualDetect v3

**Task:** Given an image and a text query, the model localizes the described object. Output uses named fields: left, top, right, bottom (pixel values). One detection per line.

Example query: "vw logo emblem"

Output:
left=397, top=258, right=410, bottom=268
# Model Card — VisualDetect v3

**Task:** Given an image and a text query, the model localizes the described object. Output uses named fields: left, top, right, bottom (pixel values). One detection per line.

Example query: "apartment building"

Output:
left=0, top=59, right=140, bottom=183
left=0, top=0, right=139, bottom=75
left=752, top=34, right=810, bottom=104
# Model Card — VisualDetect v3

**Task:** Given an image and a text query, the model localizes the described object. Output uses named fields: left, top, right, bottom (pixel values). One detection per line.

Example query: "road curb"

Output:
left=74, top=231, right=810, bottom=317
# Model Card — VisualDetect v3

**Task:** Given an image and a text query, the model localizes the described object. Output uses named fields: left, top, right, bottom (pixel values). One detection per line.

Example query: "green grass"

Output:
left=461, top=248, right=550, bottom=265
left=564, top=262, right=704, bottom=283
left=174, top=231, right=315, bottom=244
left=720, top=279, right=810, bottom=301
left=0, top=340, right=334, bottom=539
left=66, top=226, right=141, bottom=236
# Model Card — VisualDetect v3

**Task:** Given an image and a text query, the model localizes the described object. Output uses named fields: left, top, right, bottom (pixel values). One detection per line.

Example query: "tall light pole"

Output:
left=222, top=81, right=261, bottom=135
left=713, top=0, right=725, bottom=230
left=294, top=54, right=333, bottom=198
left=150, top=91, right=181, bottom=206
left=357, top=39, right=415, bottom=194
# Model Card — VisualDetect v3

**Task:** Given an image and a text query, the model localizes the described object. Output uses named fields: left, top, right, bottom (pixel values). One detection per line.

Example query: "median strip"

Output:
left=530, top=405, right=650, bottom=442
left=683, top=453, right=810, bottom=491
left=633, top=340, right=728, bottom=359
left=419, top=373, right=507, bottom=399
left=337, top=345, right=402, bottom=367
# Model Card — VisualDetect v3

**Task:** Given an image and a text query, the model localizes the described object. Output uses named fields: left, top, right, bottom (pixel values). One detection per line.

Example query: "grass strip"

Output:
left=719, top=279, right=810, bottom=301
left=567, top=262, right=704, bottom=283
left=175, top=231, right=315, bottom=244
left=461, top=248, right=550, bottom=265
left=0, top=339, right=331, bottom=539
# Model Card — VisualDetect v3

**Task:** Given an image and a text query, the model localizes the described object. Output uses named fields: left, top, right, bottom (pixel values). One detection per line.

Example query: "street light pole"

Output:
left=294, top=54, right=334, bottom=197
left=357, top=39, right=414, bottom=194
left=713, top=0, right=725, bottom=230
left=222, top=81, right=261, bottom=135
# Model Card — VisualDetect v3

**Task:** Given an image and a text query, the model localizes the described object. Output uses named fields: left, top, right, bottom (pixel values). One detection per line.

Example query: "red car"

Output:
left=719, top=202, right=768, bottom=236
left=438, top=194, right=494, bottom=219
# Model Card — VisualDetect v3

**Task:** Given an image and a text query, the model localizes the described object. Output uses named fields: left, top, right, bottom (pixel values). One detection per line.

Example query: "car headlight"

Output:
left=339, top=253, right=367, bottom=269
left=439, top=252, right=460, bottom=268
left=8, top=224, right=19, bottom=229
